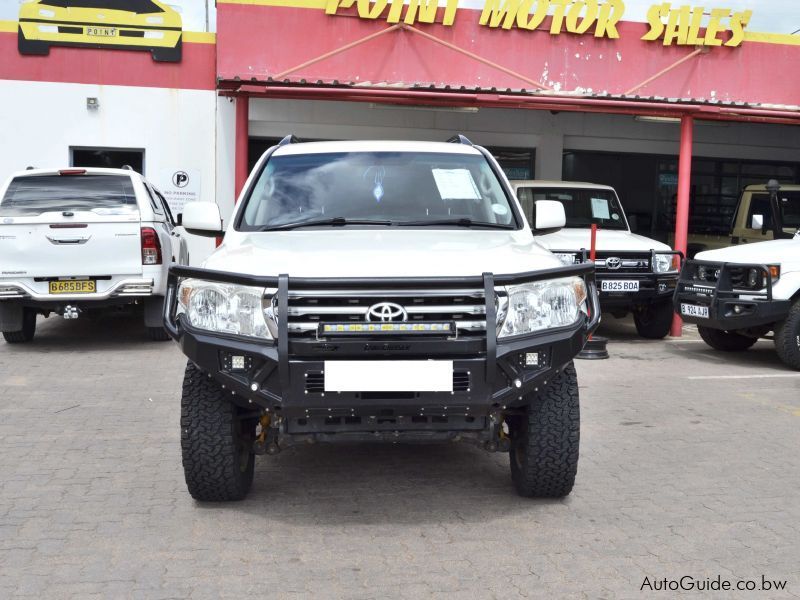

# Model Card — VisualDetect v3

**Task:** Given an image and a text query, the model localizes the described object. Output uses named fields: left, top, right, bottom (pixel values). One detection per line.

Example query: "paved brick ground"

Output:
left=1, top=314, right=799, bottom=599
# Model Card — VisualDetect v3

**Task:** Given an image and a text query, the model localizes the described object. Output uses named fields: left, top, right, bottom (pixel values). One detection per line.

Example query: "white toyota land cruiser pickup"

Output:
left=0, top=167, right=186, bottom=342
left=165, top=136, right=600, bottom=501
left=513, top=181, right=681, bottom=339
left=674, top=232, right=800, bottom=370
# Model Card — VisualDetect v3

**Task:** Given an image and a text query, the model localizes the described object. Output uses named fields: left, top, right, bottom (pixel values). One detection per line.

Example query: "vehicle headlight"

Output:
left=653, top=253, right=680, bottom=273
left=498, top=276, right=588, bottom=338
left=697, top=265, right=720, bottom=281
left=751, top=265, right=781, bottom=287
left=177, top=279, right=274, bottom=339
left=553, top=253, right=578, bottom=266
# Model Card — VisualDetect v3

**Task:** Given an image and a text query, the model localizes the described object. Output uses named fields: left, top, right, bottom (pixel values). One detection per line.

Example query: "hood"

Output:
left=696, top=238, right=800, bottom=270
left=204, top=229, right=563, bottom=278
left=534, top=228, right=672, bottom=253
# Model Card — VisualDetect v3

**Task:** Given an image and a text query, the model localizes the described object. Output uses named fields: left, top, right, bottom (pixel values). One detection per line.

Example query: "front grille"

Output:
left=305, top=371, right=324, bottom=393
left=453, top=370, right=470, bottom=392
left=593, top=252, right=651, bottom=273
left=730, top=268, right=748, bottom=288
left=303, top=369, right=471, bottom=394
left=286, top=288, right=487, bottom=338
left=694, top=264, right=761, bottom=290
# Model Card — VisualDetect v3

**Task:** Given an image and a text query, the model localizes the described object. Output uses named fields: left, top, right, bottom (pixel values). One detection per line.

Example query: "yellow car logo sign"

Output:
left=18, top=0, right=183, bottom=63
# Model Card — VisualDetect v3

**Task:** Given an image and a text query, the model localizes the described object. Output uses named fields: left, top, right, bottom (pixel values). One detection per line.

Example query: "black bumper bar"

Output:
left=673, top=260, right=790, bottom=330
left=559, top=249, right=682, bottom=306
left=163, top=264, right=600, bottom=415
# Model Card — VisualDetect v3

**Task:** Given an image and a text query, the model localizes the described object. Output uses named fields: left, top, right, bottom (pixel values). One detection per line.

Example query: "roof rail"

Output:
left=121, top=164, right=135, bottom=171
left=447, top=134, right=474, bottom=146
left=278, top=135, right=301, bottom=146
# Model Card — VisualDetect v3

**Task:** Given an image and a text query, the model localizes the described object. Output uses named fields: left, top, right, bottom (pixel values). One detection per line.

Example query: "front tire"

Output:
left=633, top=299, right=673, bottom=339
left=2, top=309, right=36, bottom=344
left=509, top=362, right=580, bottom=498
left=775, top=300, right=800, bottom=370
left=180, top=362, right=256, bottom=501
left=698, top=326, right=758, bottom=352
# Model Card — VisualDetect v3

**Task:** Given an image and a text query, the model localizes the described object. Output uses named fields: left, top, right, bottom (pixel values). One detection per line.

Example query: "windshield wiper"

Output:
left=396, top=218, right=514, bottom=230
left=259, top=217, right=394, bottom=231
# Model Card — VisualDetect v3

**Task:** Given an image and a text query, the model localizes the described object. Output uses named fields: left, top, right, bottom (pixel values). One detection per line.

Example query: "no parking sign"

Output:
left=158, top=168, right=202, bottom=217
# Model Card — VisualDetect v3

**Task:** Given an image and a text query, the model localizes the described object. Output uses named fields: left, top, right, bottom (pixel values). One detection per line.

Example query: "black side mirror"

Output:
left=176, top=213, right=183, bottom=226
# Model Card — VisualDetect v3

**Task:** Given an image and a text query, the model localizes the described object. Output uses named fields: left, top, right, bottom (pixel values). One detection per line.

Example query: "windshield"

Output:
left=238, top=151, right=518, bottom=230
left=0, top=174, right=138, bottom=217
left=40, top=0, right=165, bottom=13
left=748, top=192, right=800, bottom=230
left=516, top=187, right=628, bottom=230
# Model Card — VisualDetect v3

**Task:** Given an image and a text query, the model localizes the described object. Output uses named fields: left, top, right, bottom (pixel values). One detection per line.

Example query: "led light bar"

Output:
left=320, top=322, right=454, bottom=336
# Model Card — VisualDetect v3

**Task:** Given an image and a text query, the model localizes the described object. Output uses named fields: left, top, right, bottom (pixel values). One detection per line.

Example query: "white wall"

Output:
left=247, top=98, right=800, bottom=180
left=0, top=79, right=217, bottom=263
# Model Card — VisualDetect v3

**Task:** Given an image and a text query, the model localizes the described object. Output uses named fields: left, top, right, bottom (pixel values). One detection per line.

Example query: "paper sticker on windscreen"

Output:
left=432, top=169, right=481, bottom=200
left=591, top=197, right=610, bottom=220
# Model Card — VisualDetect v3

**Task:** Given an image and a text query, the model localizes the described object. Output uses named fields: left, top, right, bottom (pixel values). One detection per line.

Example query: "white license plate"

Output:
left=601, top=280, right=639, bottom=292
left=86, top=27, right=117, bottom=37
left=324, top=360, right=453, bottom=392
left=681, top=303, right=709, bottom=318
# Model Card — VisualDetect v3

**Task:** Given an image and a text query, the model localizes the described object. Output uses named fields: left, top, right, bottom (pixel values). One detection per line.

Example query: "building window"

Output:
left=71, top=147, right=145, bottom=174
left=486, top=147, right=535, bottom=180
left=659, top=159, right=799, bottom=236
left=563, top=150, right=799, bottom=240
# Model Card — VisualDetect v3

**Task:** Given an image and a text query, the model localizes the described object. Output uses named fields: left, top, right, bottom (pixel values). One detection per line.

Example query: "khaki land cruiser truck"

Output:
left=684, top=183, right=800, bottom=257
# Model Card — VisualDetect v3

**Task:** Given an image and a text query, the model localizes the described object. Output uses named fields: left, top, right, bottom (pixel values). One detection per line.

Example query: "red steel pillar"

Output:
left=234, top=95, right=249, bottom=200
left=670, top=114, right=694, bottom=337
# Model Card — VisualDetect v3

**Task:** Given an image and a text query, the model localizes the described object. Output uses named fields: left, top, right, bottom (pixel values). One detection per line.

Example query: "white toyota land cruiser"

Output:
left=165, top=136, right=600, bottom=501
left=0, top=167, right=186, bottom=342
left=512, top=181, right=681, bottom=339
left=674, top=232, right=800, bottom=370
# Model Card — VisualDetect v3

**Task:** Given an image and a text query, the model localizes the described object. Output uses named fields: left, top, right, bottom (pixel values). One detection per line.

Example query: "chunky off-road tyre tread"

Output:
left=180, top=362, right=255, bottom=501
left=633, top=300, right=673, bottom=340
left=774, top=300, right=800, bottom=370
left=698, top=326, right=758, bottom=352
left=146, top=326, right=171, bottom=341
left=2, top=309, right=36, bottom=344
left=510, top=362, right=580, bottom=498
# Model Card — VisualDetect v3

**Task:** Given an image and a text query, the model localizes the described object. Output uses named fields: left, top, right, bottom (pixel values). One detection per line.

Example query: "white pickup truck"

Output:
left=164, top=136, right=600, bottom=502
left=512, top=181, right=682, bottom=339
left=0, top=167, right=187, bottom=342
left=674, top=232, right=800, bottom=370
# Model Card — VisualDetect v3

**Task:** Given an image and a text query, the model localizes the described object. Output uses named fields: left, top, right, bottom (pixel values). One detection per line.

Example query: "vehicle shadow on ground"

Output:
left=595, top=314, right=660, bottom=342
left=603, top=322, right=790, bottom=371
left=221, top=443, right=567, bottom=525
left=671, top=340, right=790, bottom=372
left=1, top=314, right=164, bottom=352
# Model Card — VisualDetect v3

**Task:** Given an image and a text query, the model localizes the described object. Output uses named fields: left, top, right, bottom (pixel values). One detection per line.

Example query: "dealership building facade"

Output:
left=2, top=0, right=799, bottom=273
